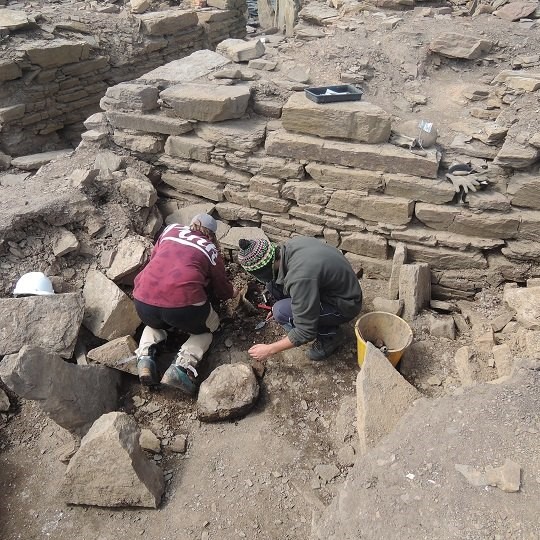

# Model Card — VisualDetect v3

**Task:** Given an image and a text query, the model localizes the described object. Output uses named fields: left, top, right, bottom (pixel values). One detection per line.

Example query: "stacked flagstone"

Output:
left=0, top=6, right=246, bottom=156
left=87, top=51, right=540, bottom=301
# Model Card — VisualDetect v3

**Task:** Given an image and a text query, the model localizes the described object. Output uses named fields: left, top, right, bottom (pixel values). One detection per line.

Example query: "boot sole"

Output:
left=161, top=367, right=197, bottom=396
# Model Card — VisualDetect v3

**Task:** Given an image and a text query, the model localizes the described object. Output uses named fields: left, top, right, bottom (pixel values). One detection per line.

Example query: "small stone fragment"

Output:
left=314, top=464, right=340, bottom=483
left=486, top=459, right=521, bottom=492
left=170, top=434, right=188, bottom=453
left=52, top=228, right=79, bottom=257
left=337, top=445, right=356, bottom=467
left=140, top=429, right=161, bottom=454
left=430, top=315, right=456, bottom=340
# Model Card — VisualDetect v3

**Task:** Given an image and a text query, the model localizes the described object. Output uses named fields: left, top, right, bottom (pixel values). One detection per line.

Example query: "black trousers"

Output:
left=134, top=299, right=211, bottom=335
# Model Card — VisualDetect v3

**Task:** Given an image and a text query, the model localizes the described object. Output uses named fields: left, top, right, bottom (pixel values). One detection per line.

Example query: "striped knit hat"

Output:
left=237, top=238, right=275, bottom=272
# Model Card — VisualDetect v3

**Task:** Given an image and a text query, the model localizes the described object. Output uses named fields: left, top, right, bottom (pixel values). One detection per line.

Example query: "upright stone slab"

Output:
left=388, top=243, right=407, bottom=300
left=0, top=293, right=84, bottom=358
left=356, top=343, right=422, bottom=454
left=399, top=263, right=431, bottom=320
left=160, top=84, right=251, bottom=122
left=0, top=346, right=120, bottom=435
left=282, top=94, right=391, bottom=143
left=60, top=412, right=164, bottom=508
left=83, top=270, right=141, bottom=340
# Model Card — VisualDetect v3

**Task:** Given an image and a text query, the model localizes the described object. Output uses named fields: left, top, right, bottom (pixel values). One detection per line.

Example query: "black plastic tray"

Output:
left=304, top=85, right=363, bottom=104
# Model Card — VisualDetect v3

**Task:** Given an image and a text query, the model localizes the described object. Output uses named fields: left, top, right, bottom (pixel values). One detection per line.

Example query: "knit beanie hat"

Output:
left=238, top=238, right=275, bottom=272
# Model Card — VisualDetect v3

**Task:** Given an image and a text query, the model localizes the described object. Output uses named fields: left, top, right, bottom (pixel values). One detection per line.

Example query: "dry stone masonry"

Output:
left=0, top=3, right=247, bottom=156
left=78, top=49, right=540, bottom=300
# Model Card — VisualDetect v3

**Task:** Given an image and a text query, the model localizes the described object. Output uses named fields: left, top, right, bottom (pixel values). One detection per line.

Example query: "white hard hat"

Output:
left=13, top=272, right=55, bottom=296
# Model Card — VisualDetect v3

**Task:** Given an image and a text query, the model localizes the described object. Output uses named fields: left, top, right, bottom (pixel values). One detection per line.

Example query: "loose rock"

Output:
left=60, top=412, right=164, bottom=507
left=0, top=346, right=120, bottom=435
left=0, top=293, right=84, bottom=358
left=197, top=363, right=259, bottom=422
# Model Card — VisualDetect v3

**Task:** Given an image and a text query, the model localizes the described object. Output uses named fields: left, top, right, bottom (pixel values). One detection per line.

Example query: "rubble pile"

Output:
left=0, top=1, right=246, bottom=156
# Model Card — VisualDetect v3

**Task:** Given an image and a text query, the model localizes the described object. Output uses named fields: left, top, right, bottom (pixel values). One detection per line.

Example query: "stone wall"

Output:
left=84, top=50, right=540, bottom=301
left=0, top=4, right=246, bottom=157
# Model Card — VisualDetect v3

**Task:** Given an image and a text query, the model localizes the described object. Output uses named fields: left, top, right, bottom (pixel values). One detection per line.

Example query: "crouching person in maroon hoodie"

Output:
left=133, top=214, right=235, bottom=395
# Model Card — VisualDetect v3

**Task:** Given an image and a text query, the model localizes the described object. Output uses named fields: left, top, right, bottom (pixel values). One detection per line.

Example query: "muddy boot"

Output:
left=137, top=346, right=159, bottom=386
left=307, top=330, right=344, bottom=361
left=160, top=364, right=198, bottom=396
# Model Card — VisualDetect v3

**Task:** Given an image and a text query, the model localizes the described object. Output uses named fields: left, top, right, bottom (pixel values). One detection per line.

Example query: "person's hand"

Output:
left=446, top=173, right=480, bottom=194
left=248, top=343, right=274, bottom=361
left=265, top=311, right=273, bottom=321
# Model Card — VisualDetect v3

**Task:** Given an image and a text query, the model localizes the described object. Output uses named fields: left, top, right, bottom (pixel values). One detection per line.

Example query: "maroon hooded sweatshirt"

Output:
left=133, top=224, right=234, bottom=308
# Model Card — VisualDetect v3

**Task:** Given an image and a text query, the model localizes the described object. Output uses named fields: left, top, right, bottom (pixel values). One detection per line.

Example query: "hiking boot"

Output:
left=307, top=331, right=344, bottom=361
left=160, top=364, right=198, bottom=396
left=137, top=356, right=159, bottom=386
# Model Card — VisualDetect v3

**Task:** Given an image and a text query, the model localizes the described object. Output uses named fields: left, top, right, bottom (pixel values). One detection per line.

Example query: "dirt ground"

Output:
left=0, top=274, right=509, bottom=540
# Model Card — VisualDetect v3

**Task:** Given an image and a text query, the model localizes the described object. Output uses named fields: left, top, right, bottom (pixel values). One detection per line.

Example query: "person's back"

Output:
left=134, top=223, right=230, bottom=309
left=277, top=236, right=362, bottom=319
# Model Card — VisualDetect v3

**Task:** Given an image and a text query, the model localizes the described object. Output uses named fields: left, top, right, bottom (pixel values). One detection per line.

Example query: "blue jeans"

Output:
left=266, top=282, right=349, bottom=338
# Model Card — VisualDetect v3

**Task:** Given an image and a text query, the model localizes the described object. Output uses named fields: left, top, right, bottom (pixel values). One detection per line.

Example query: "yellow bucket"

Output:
left=355, top=311, right=413, bottom=367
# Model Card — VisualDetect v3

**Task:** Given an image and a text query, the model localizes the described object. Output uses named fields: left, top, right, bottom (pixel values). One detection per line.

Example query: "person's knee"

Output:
left=272, top=299, right=292, bottom=325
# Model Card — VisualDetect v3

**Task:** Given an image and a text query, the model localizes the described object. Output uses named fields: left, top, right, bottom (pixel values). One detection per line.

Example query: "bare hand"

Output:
left=248, top=343, right=274, bottom=361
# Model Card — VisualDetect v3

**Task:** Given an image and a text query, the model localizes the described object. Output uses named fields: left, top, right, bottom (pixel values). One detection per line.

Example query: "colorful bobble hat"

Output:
left=237, top=238, right=276, bottom=272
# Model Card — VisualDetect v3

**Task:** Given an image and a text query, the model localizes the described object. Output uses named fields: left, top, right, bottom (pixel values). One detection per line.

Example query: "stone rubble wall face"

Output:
left=93, top=73, right=540, bottom=301
left=0, top=7, right=246, bottom=156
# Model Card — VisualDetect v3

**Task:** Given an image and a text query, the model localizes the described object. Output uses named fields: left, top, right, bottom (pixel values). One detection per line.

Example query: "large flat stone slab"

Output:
left=266, top=130, right=440, bottom=178
left=0, top=293, right=84, bottom=358
left=138, top=50, right=231, bottom=87
left=282, top=93, right=391, bottom=143
left=195, top=119, right=267, bottom=152
left=19, top=40, right=87, bottom=68
left=429, top=33, right=492, bottom=60
left=106, top=111, right=193, bottom=136
left=11, top=150, right=73, bottom=171
left=0, top=9, right=32, bottom=30
left=60, top=412, right=164, bottom=507
left=216, top=38, right=266, bottom=62
left=137, top=9, right=198, bottom=35
left=0, top=347, right=120, bottom=436
left=328, top=191, right=414, bottom=225
left=384, top=174, right=455, bottom=204
left=161, top=171, right=224, bottom=201
left=160, top=84, right=251, bottom=122
left=415, top=203, right=520, bottom=239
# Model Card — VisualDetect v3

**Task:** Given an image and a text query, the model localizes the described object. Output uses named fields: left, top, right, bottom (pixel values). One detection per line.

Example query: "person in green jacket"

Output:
left=238, top=236, right=362, bottom=361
